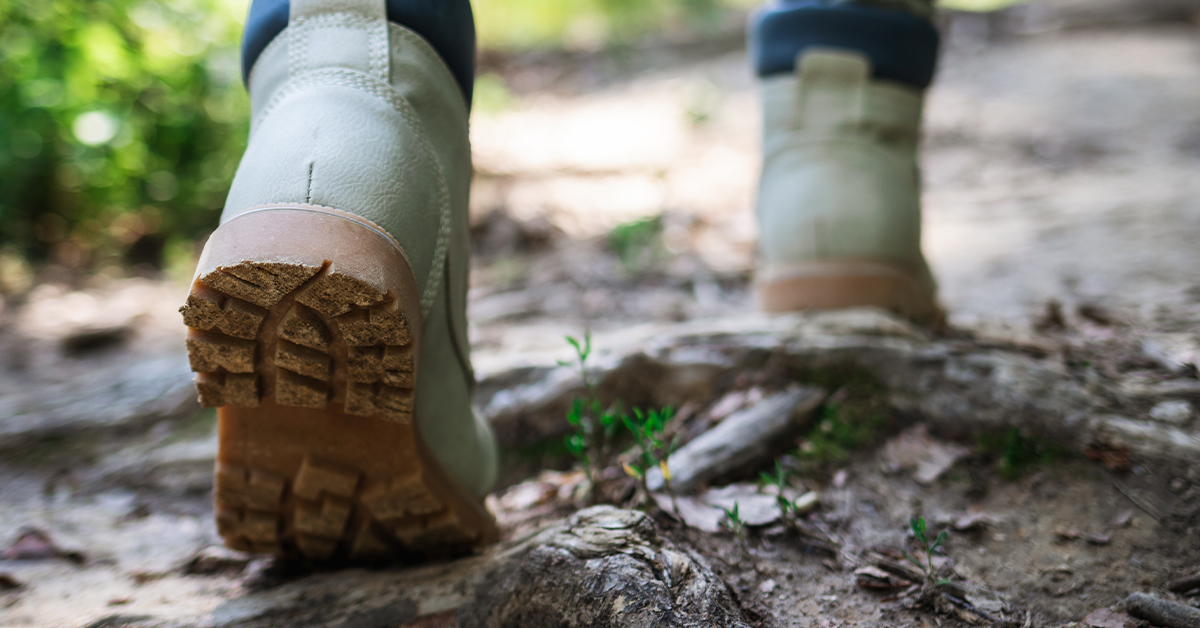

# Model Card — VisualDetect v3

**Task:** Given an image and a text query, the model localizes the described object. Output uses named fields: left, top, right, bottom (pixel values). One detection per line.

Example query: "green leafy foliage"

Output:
left=720, top=502, right=744, bottom=538
left=560, top=333, right=622, bottom=498
left=793, top=367, right=892, bottom=470
left=621, top=405, right=681, bottom=515
left=759, top=460, right=806, bottom=520
left=978, top=427, right=1071, bottom=480
left=564, top=397, right=621, bottom=466
left=901, top=516, right=949, bottom=580
left=621, top=406, right=675, bottom=481
left=0, top=0, right=249, bottom=273
left=473, top=0, right=751, bottom=51
left=607, top=215, right=665, bottom=272
left=560, top=333, right=679, bottom=512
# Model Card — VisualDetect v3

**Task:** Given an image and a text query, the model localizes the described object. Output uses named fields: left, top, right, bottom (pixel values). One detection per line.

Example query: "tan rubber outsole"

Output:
left=180, top=205, right=496, bottom=561
left=758, top=261, right=946, bottom=328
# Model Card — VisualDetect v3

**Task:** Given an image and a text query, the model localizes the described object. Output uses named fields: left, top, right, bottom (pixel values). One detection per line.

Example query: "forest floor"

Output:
left=2, top=6, right=1200, bottom=628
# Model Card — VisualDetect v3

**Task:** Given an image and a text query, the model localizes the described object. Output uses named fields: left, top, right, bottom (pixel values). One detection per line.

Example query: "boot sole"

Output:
left=180, top=205, right=496, bottom=561
left=758, top=261, right=945, bottom=328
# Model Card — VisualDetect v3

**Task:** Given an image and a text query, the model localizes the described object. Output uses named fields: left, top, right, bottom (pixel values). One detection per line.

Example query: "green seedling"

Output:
left=902, top=517, right=952, bottom=587
left=560, top=333, right=621, bottom=501
left=721, top=502, right=745, bottom=539
left=978, top=427, right=1070, bottom=480
left=900, top=517, right=1003, bottom=619
left=622, top=406, right=679, bottom=514
left=790, top=369, right=893, bottom=472
left=760, top=461, right=800, bottom=520
left=607, top=215, right=664, bottom=272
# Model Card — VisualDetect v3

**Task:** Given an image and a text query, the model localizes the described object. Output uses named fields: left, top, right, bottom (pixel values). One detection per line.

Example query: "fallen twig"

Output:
left=1125, top=592, right=1200, bottom=628
left=793, top=520, right=842, bottom=556
left=855, top=565, right=913, bottom=589
left=646, top=387, right=826, bottom=493
left=867, top=551, right=925, bottom=583
left=1166, top=572, right=1200, bottom=594
left=939, top=592, right=998, bottom=624
left=1112, top=483, right=1163, bottom=523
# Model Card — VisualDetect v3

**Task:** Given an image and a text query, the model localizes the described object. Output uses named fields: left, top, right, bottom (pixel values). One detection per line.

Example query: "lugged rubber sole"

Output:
left=758, top=260, right=945, bottom=327
left=180, top=205, right=496, bottom=561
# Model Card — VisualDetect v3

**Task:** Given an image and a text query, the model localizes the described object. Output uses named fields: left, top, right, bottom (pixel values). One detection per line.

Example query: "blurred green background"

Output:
left=0, top=0, right=1015, bottom=292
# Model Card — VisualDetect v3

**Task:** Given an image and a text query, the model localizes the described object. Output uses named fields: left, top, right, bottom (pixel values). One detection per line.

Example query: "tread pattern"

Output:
left=182, top=261, right=480, bottom=560
left=179, top=262, right=414, bottom=421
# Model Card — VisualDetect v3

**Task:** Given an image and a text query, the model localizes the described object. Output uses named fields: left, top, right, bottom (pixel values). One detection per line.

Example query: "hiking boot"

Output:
left=179, top=0, right=497, bottom=560
left=752, top=3, right=944, bottom=325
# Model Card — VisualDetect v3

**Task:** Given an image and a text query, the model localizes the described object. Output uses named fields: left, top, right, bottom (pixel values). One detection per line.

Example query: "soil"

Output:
left=673, top=456, right=1194, bottom=627
left=2, top=7, right=1200, bottom=628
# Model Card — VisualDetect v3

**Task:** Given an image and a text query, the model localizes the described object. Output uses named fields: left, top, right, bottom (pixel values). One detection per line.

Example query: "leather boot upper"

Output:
left=756, top=48, right=931, bottom=282
left=221, top=0, right=496, bottom=498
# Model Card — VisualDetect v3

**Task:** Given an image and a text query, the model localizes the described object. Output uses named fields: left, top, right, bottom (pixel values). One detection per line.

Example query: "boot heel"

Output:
left=181, top=204, right=496, bottom=560
left=757, top=260, right=945, bottom=327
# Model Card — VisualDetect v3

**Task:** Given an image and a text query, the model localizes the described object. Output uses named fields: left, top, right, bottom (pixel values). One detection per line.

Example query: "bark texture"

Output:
left=460, top=506, right=750, bottom=628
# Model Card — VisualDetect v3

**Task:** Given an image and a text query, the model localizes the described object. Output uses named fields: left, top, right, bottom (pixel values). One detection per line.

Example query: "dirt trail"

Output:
left=1, top=14, right=1200, bottom=628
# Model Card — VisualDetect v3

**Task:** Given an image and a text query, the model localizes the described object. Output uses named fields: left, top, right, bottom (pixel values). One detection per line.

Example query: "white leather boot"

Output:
left=179, top=0, right=497, bottom=560
left=755, top=48, right=942, bottom=325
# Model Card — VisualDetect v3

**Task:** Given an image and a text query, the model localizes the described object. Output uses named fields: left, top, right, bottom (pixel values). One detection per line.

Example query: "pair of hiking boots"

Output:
left=181, top=0, right=941, bottom=560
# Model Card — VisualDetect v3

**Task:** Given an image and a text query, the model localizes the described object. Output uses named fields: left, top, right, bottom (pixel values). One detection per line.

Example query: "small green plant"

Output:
left=797, top=400, right=891, bottom=469
left=902, top=517, right=951, bottom=587
left=607, top=215, right=664, bottom=271
left=900, top=517, right=1004, bottom=619
left=720, top=502, right=745, bottom=539
left=978, top=428, right=1070, bottom=480
left=621, top=406, right=679, bottom=513
left=759, top=460, right=805, bottom=521
left=790, top=368, right=893, bottom=472
left=560, top=333, right=621, bottom=501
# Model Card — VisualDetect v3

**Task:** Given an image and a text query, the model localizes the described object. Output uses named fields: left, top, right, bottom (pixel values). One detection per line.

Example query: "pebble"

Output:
left=832, top=470, right=849, bottom=488
left=184, top=546, right=252, bottom=575
left=1148, top=400, right=1193, bottom=425
left=792, top=491, right=820, bottom=514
